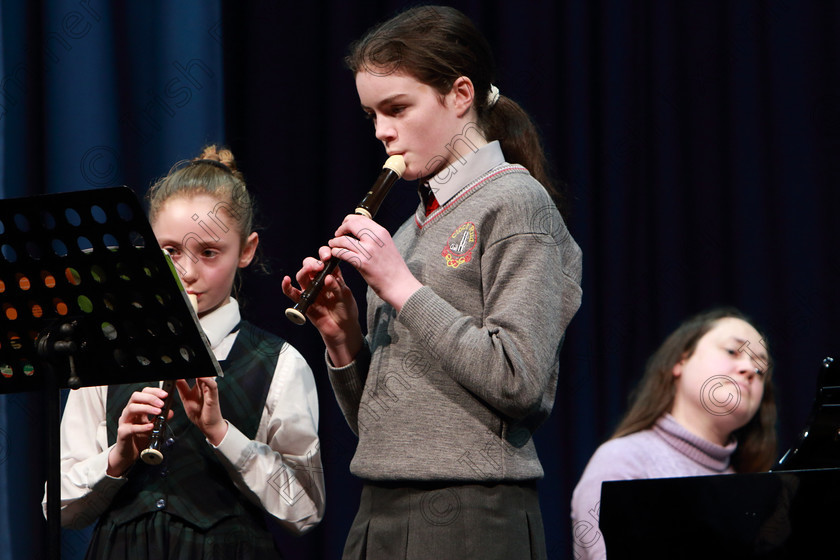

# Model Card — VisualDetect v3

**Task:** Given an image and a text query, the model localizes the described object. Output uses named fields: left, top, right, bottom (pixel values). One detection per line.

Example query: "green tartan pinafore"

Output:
left=86, top=322, right=286, bottom=560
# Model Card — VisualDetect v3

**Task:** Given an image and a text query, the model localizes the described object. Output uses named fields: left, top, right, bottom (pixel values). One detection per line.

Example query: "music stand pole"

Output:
left=37, top=319, right=83, bottom=558
left=45, top=351, right=61, bottom=559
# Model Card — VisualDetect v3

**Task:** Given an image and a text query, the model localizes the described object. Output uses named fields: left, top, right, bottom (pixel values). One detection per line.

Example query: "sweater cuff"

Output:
left=325, top=342, right=370, bottom=397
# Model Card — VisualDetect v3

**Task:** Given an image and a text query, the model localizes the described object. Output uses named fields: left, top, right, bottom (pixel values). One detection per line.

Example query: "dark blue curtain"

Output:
left=2, top=1, right=840, bottom=559
left=0, top=4, right=7, bottom=558
left=1, top=1, right=225, bottom=559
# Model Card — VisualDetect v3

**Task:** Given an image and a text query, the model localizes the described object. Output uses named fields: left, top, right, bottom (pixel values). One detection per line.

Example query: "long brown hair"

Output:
left=345, top=5, right=566, bottom=215
left=612, top=308, right=777, bottom=472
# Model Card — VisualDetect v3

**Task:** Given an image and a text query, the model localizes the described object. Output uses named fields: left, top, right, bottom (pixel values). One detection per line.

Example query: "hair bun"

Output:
left=196, top=144, right=238, bottom=173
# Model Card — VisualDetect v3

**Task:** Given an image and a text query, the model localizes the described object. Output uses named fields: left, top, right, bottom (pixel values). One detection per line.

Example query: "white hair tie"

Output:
left=487, top=84, right=500, bottom=108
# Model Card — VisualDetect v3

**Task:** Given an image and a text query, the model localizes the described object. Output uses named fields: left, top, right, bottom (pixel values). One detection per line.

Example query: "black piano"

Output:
left=599, top=357, right=840, bottom=559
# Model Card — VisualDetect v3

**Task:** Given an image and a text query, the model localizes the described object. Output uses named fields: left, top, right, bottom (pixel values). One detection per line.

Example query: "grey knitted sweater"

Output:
left=329, top=146, right=582, bottom=482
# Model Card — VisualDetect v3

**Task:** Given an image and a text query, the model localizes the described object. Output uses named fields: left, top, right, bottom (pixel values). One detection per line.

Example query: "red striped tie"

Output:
left=421, top=184, right=439, bottom=215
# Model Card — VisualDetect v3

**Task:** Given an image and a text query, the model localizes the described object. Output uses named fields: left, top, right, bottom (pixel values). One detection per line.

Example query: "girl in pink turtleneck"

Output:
left=571, top=307, right=777, bottom=560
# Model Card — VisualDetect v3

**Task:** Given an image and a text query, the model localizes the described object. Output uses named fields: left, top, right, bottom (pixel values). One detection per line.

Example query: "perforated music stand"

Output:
left=0, top=186, right=222, bottom=559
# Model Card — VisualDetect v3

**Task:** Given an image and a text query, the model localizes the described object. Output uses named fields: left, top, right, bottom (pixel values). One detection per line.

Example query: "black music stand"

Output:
left=0, top=186, right=222, bottom=559
left=600, top=468, right=840, bottom=559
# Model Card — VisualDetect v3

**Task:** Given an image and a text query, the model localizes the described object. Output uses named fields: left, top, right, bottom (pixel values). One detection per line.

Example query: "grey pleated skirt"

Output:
left=342, top=481, right=546, bottom=560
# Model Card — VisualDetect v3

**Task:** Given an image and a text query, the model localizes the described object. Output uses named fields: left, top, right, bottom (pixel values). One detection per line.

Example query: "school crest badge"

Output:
left=442, top=222, right=477, bottom=268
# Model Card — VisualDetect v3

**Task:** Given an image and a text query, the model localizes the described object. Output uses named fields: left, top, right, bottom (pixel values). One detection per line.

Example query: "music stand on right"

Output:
left=600, top=468, right=840, bottom=559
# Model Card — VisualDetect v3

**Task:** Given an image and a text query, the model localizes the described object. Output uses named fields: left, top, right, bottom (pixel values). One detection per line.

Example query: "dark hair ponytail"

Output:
left=482, top=95, right=558, bottom=205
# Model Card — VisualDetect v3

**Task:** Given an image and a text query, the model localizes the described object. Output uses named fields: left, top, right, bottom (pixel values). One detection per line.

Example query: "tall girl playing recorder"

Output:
left=283, top=6, right=582, bottom=559
left=52, top=146, right=324, bottom=559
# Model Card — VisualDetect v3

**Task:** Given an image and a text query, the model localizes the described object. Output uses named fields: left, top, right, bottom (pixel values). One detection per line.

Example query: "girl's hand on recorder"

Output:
left=107, top=387, right=172, bottom=477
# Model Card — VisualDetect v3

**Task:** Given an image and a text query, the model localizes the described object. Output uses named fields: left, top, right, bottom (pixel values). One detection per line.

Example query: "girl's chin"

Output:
left=400, top=166, right=421, bottom=182
left=725, top=407, right=759, bottom=431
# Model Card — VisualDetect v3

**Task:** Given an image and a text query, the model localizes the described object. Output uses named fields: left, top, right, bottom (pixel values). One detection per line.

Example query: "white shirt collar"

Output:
left=424, top=140, right=505, bottom=206
left=198, top=298, right=241, bottom=350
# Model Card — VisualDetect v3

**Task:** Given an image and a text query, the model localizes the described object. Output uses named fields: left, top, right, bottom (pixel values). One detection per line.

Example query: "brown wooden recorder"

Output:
left=139, top=292, right=198, bottom=465
left=138, top=377, right=176, bottom=465
left=285, top=155, right=406, bottom=325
